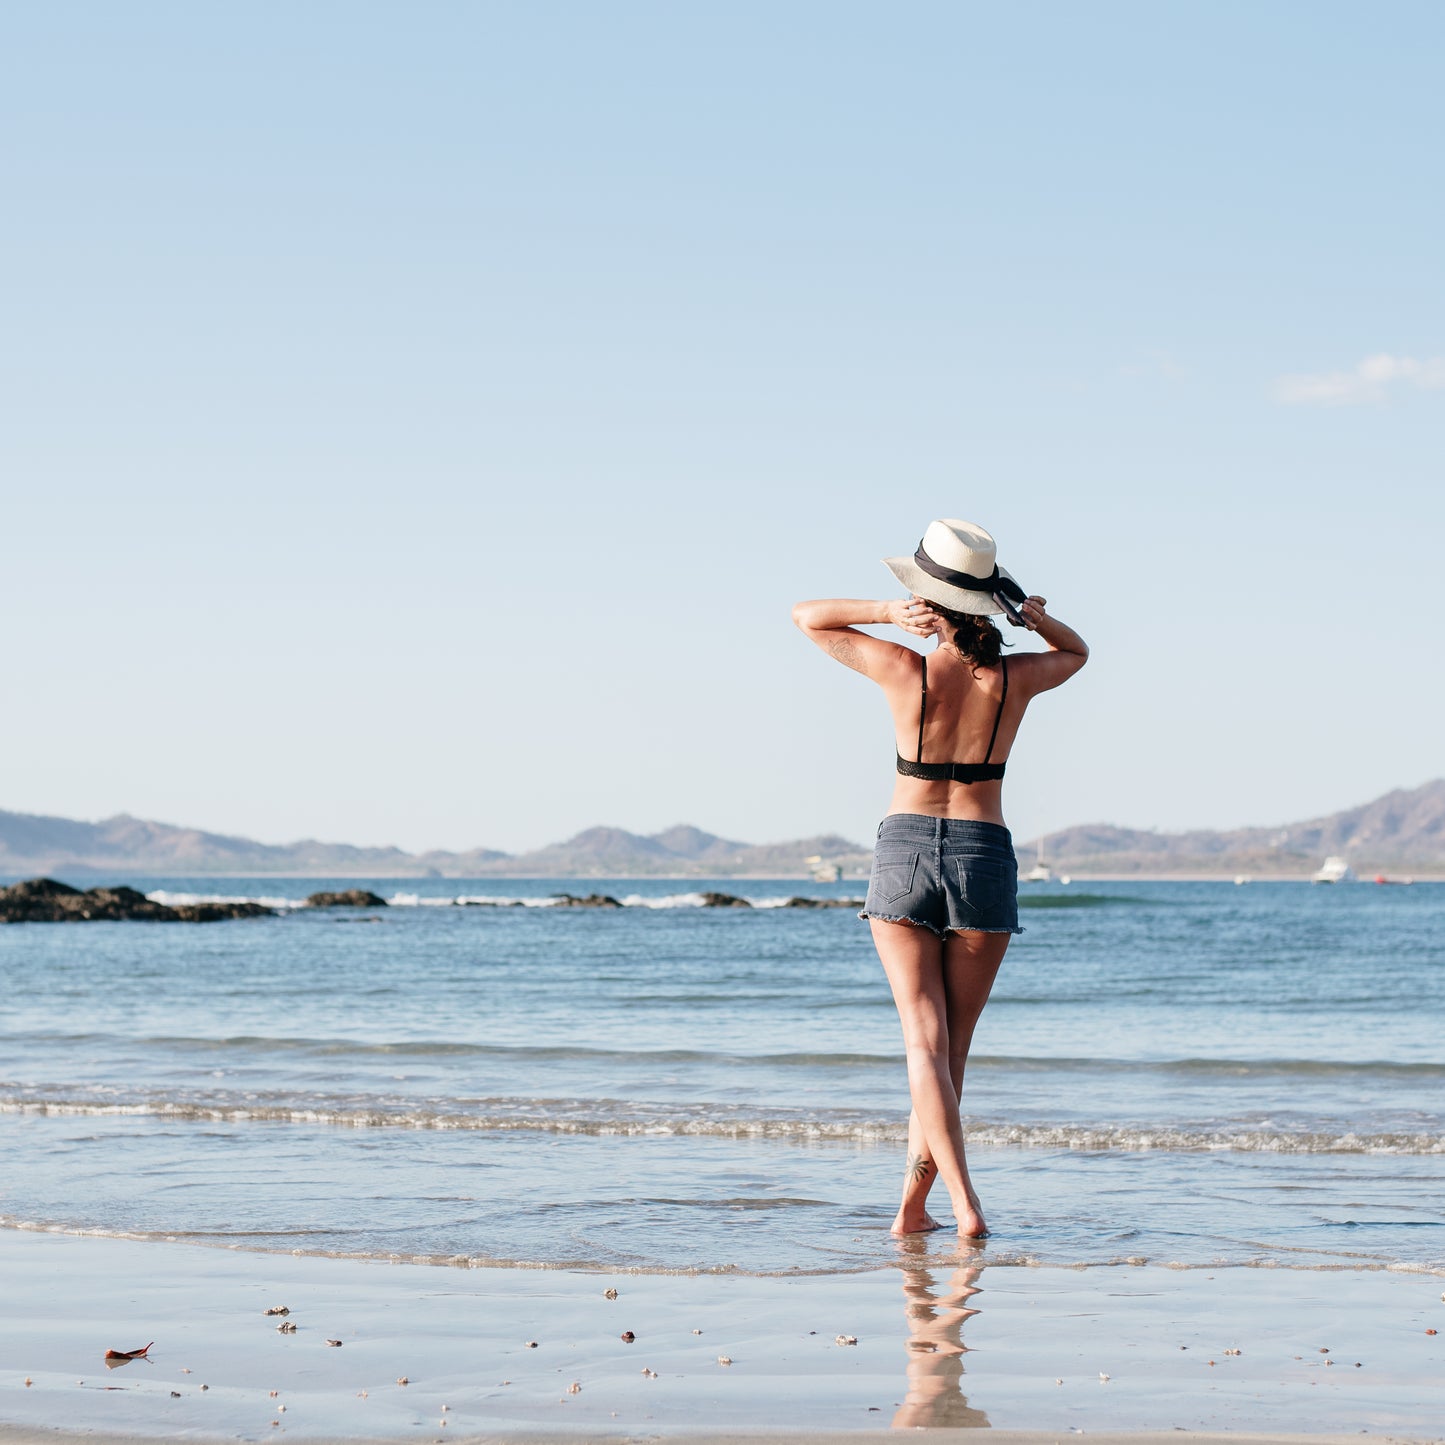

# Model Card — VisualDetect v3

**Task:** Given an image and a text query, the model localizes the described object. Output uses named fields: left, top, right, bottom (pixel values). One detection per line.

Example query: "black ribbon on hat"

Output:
left=913, top=545, right=1027, bottom=603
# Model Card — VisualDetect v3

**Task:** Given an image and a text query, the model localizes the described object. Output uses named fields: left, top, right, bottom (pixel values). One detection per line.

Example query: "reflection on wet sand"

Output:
left=893, top=1255, right=990, bottom=1428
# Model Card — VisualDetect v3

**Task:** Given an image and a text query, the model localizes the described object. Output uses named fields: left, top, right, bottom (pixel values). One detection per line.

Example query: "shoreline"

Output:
left=3, top=871, right=1443, bottom=883
left=3, top=1230, right=1442, bottom=1441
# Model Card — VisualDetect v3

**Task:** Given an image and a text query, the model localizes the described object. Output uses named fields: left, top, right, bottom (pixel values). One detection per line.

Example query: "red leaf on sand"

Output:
left=104, top=1343, right=154, bottom=1362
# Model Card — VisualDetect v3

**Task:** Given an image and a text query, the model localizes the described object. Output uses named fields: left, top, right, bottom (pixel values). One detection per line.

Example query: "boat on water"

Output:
left=1024, top=838, right=1053, bottom=884
left=1312, top=856, right=1356, bottom=884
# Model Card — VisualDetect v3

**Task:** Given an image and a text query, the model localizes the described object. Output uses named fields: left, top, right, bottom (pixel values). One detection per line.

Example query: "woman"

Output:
left=793, top=519, right=1088, bottom=1242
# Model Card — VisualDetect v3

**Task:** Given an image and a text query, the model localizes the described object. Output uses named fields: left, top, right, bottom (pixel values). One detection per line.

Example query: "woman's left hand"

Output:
left=887, top=596, right=941, bottom=638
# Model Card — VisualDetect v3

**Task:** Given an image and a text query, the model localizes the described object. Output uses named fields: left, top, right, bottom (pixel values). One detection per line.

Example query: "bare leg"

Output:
left=873, top=920, right=1008, bottom=1240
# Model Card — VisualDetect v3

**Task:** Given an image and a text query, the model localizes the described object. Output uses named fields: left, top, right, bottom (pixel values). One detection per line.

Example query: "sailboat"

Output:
left=1024, top=838, right=1053, bottom=884
left=1311, top=856, right=1355, bottom=884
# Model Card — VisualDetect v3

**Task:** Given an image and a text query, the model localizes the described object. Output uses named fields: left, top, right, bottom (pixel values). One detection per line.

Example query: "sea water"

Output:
left=1, top=878, right=1442, bottom=1276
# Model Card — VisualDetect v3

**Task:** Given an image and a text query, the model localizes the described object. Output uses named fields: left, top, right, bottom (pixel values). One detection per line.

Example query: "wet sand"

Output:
left=1, top=1229, right=1441, bottom=1441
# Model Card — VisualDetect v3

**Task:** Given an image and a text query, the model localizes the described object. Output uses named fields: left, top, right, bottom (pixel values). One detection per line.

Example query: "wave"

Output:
left=3, top=1090, right=1441, bottom=1154
left=2, top=1216, right=1440, bottom=1277
left=7, top=1037, right=1443, bottom=1079
left=147, top=888, right=869, bottom=910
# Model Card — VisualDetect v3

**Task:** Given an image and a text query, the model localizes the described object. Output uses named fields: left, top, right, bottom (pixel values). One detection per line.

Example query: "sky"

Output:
left=1, top=1, right=1441, bottom=856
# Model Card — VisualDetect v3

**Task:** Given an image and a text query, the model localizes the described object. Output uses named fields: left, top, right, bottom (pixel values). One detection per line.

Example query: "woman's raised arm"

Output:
left=792, top=597, right=936, bottom=677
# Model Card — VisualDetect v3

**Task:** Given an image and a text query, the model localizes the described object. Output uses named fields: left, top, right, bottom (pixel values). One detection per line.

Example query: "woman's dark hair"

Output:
left=932, top=603, right=1009, bottom=671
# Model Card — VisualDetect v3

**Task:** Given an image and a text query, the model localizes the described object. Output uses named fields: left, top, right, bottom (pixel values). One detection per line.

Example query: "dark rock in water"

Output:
left=0, top=877, right=274, bottom=923
left=697, top=891, right=752, bottom=908
left=305, top=890, right=389, bottom=909
left=549, top=892, right=623, bottom=908
left=172, top=901, right=274, bottom=921
left=779, top=896, right=866, bottom=909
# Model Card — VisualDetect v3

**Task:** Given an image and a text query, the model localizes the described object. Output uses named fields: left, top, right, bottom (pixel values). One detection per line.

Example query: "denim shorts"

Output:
left=859, top=814, right=1022, bottom=937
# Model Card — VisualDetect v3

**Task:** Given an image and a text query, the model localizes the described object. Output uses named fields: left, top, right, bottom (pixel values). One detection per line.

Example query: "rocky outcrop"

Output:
left=779, top=896, right=865, bottom=909
left=549, top=893, right=623, bottom=908
left=697, top=892, right=752, bottom=907
left=305, top=890, right=388, bottom=908
left=0, top=878, right=273, bottom=923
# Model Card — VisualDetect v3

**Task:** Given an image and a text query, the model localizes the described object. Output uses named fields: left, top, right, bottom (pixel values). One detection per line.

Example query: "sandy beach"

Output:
left=2, top=1229, right=1442, bottom=1442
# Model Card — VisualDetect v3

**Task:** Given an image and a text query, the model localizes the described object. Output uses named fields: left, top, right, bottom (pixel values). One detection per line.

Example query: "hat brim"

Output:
left=882, top=556, right=1020, bottom=616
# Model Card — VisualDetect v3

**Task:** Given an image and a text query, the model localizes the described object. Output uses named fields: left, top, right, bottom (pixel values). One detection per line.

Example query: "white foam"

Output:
left=146, top=890, right=301, bottom=910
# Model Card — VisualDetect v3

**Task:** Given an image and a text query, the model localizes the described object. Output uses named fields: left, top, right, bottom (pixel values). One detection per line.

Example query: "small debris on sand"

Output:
left=277, top=1321, right=297, bottom=1333
left=169, top=1390, right=181, bottom=1398
left=1318, top=1347, right=1330, bottom=1353
left=181, top=1367, right=191, bottom=1373
left=691, top=1328, right=702, bottom=1335
left=24, top=1379, right=32, bottom=1387
left=104, top=1342, right=154, bottom=1362
left=567, top=1381, right=582, bottom=1393
left=717, top=1355, right=733, bottom=1366
left=397, top=1376, right=409, bottom=1386
left=525, top=1340, right=538, bottom=1349
left=603, top=1288, right=618, bottom=1300
left=1098, top=1372, right=1111, bottom=1382
left=1428, top=1329, right=1439, bottom=1336
left=1055, top=1379, right=1063, bottom=1385
left=1224, top=1347, right=1242, bottom=1356
left=263, top=1306, right=290, bottom=1316
left=620, top=1330, right=635, bottom=1342
left=835, top=1334, right=858, bottom=1346
left=269, top=1390, right=279, bottom=1398
left=201, top=1384, right=209, bottom=1391
left=641, top=1367, right=657, bottom=1378
left=325, top=1339, right=342, bottom=1347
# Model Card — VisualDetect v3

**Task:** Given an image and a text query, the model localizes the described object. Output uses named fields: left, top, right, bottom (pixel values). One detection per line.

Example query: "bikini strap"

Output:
left=916, top=655, right=928, bottom=763
left=983, top=656, right=1007, bottom=764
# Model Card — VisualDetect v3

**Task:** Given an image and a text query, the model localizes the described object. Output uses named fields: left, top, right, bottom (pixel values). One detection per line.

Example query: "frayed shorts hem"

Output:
left=857, top=908, right=1023, bottom=938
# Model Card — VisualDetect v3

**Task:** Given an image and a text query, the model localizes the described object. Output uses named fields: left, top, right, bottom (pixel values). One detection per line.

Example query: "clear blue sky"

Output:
left=1, top=1, right=1440, bottom=854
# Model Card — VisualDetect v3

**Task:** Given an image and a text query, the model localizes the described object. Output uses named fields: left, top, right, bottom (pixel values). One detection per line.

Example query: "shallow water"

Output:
left=2, top=876, right=1442, bottom=1274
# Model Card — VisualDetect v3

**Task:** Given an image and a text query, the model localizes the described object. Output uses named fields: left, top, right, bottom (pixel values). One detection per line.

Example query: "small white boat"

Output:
left=1234, top=875, right=1251, bottom=886
left=1312, top=856, right=1355, bottom=884
left=1024, top=838, right=1053, bottom=884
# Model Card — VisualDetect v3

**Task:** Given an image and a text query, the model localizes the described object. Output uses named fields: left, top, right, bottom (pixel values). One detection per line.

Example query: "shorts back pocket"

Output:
left=871, top=851, right=920, bottom=905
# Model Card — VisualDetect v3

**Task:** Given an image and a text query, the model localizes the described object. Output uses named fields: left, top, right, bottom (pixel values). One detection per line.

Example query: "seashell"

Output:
left=717, top=1355, right=733, bottom=1366
left=325, top=1339, right=342, bottom=1348
left=1098, top=1372, right=1111, bottom=1382
left=263, top=1306, right=290, bottom=1316
left=621, top=1331, right=635, bottom=1343
left=277, top=1322, right=297, bottom=1334
left=525, top=1340, right=538, bottom=1349
left=603, top=1288, right=618, bottom=1299
left=835, top=1334, right=858, bottom=1346
left=567, top=1382, right=581, bottom=1394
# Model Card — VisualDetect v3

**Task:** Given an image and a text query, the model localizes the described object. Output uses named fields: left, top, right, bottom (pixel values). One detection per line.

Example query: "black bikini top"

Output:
left=895, top=655, right=1008, bottom=783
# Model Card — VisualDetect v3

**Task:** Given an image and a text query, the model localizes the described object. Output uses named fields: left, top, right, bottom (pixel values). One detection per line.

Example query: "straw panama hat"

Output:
left=883, top=519, right=1026, bottom=616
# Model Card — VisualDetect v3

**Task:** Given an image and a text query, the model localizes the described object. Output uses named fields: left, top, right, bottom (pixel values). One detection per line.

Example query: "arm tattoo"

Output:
left=827, top=637, right=867, bottom=673
left=905, top=1152, right=933, bottom=1183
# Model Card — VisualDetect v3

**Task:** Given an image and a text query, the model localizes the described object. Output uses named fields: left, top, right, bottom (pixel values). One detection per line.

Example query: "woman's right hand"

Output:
left=887, top=596, right=941, bottom=638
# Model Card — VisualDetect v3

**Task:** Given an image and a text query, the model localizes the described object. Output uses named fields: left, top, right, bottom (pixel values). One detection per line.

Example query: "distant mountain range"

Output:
left=1, top=779, right=1441, bottom=878
left=1035, top=779, right=1445, bottom=875
left=0, top=809, right=871, bottom=878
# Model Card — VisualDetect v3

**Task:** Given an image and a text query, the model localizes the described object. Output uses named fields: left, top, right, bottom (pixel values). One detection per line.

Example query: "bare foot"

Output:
left=953, top=1200, right=988, bottom=1240
left=890, top=1208, right=942, bottom=1237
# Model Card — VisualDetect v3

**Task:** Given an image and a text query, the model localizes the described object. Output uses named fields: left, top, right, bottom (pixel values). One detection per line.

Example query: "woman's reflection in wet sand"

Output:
left=893, top=1252, right=991, bottom=1428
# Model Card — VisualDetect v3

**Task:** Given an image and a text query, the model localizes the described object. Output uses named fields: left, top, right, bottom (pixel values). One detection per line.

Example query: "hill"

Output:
left=0, top=809, right=869, bottom=878
left=4, top=780, right=1442, bottom=878
left=1028, top=779, right=1445, bottom=875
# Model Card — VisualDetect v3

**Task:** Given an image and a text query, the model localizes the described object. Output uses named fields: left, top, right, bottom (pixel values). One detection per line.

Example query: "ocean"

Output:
left=2, top=876, right=1442, bottom=1278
